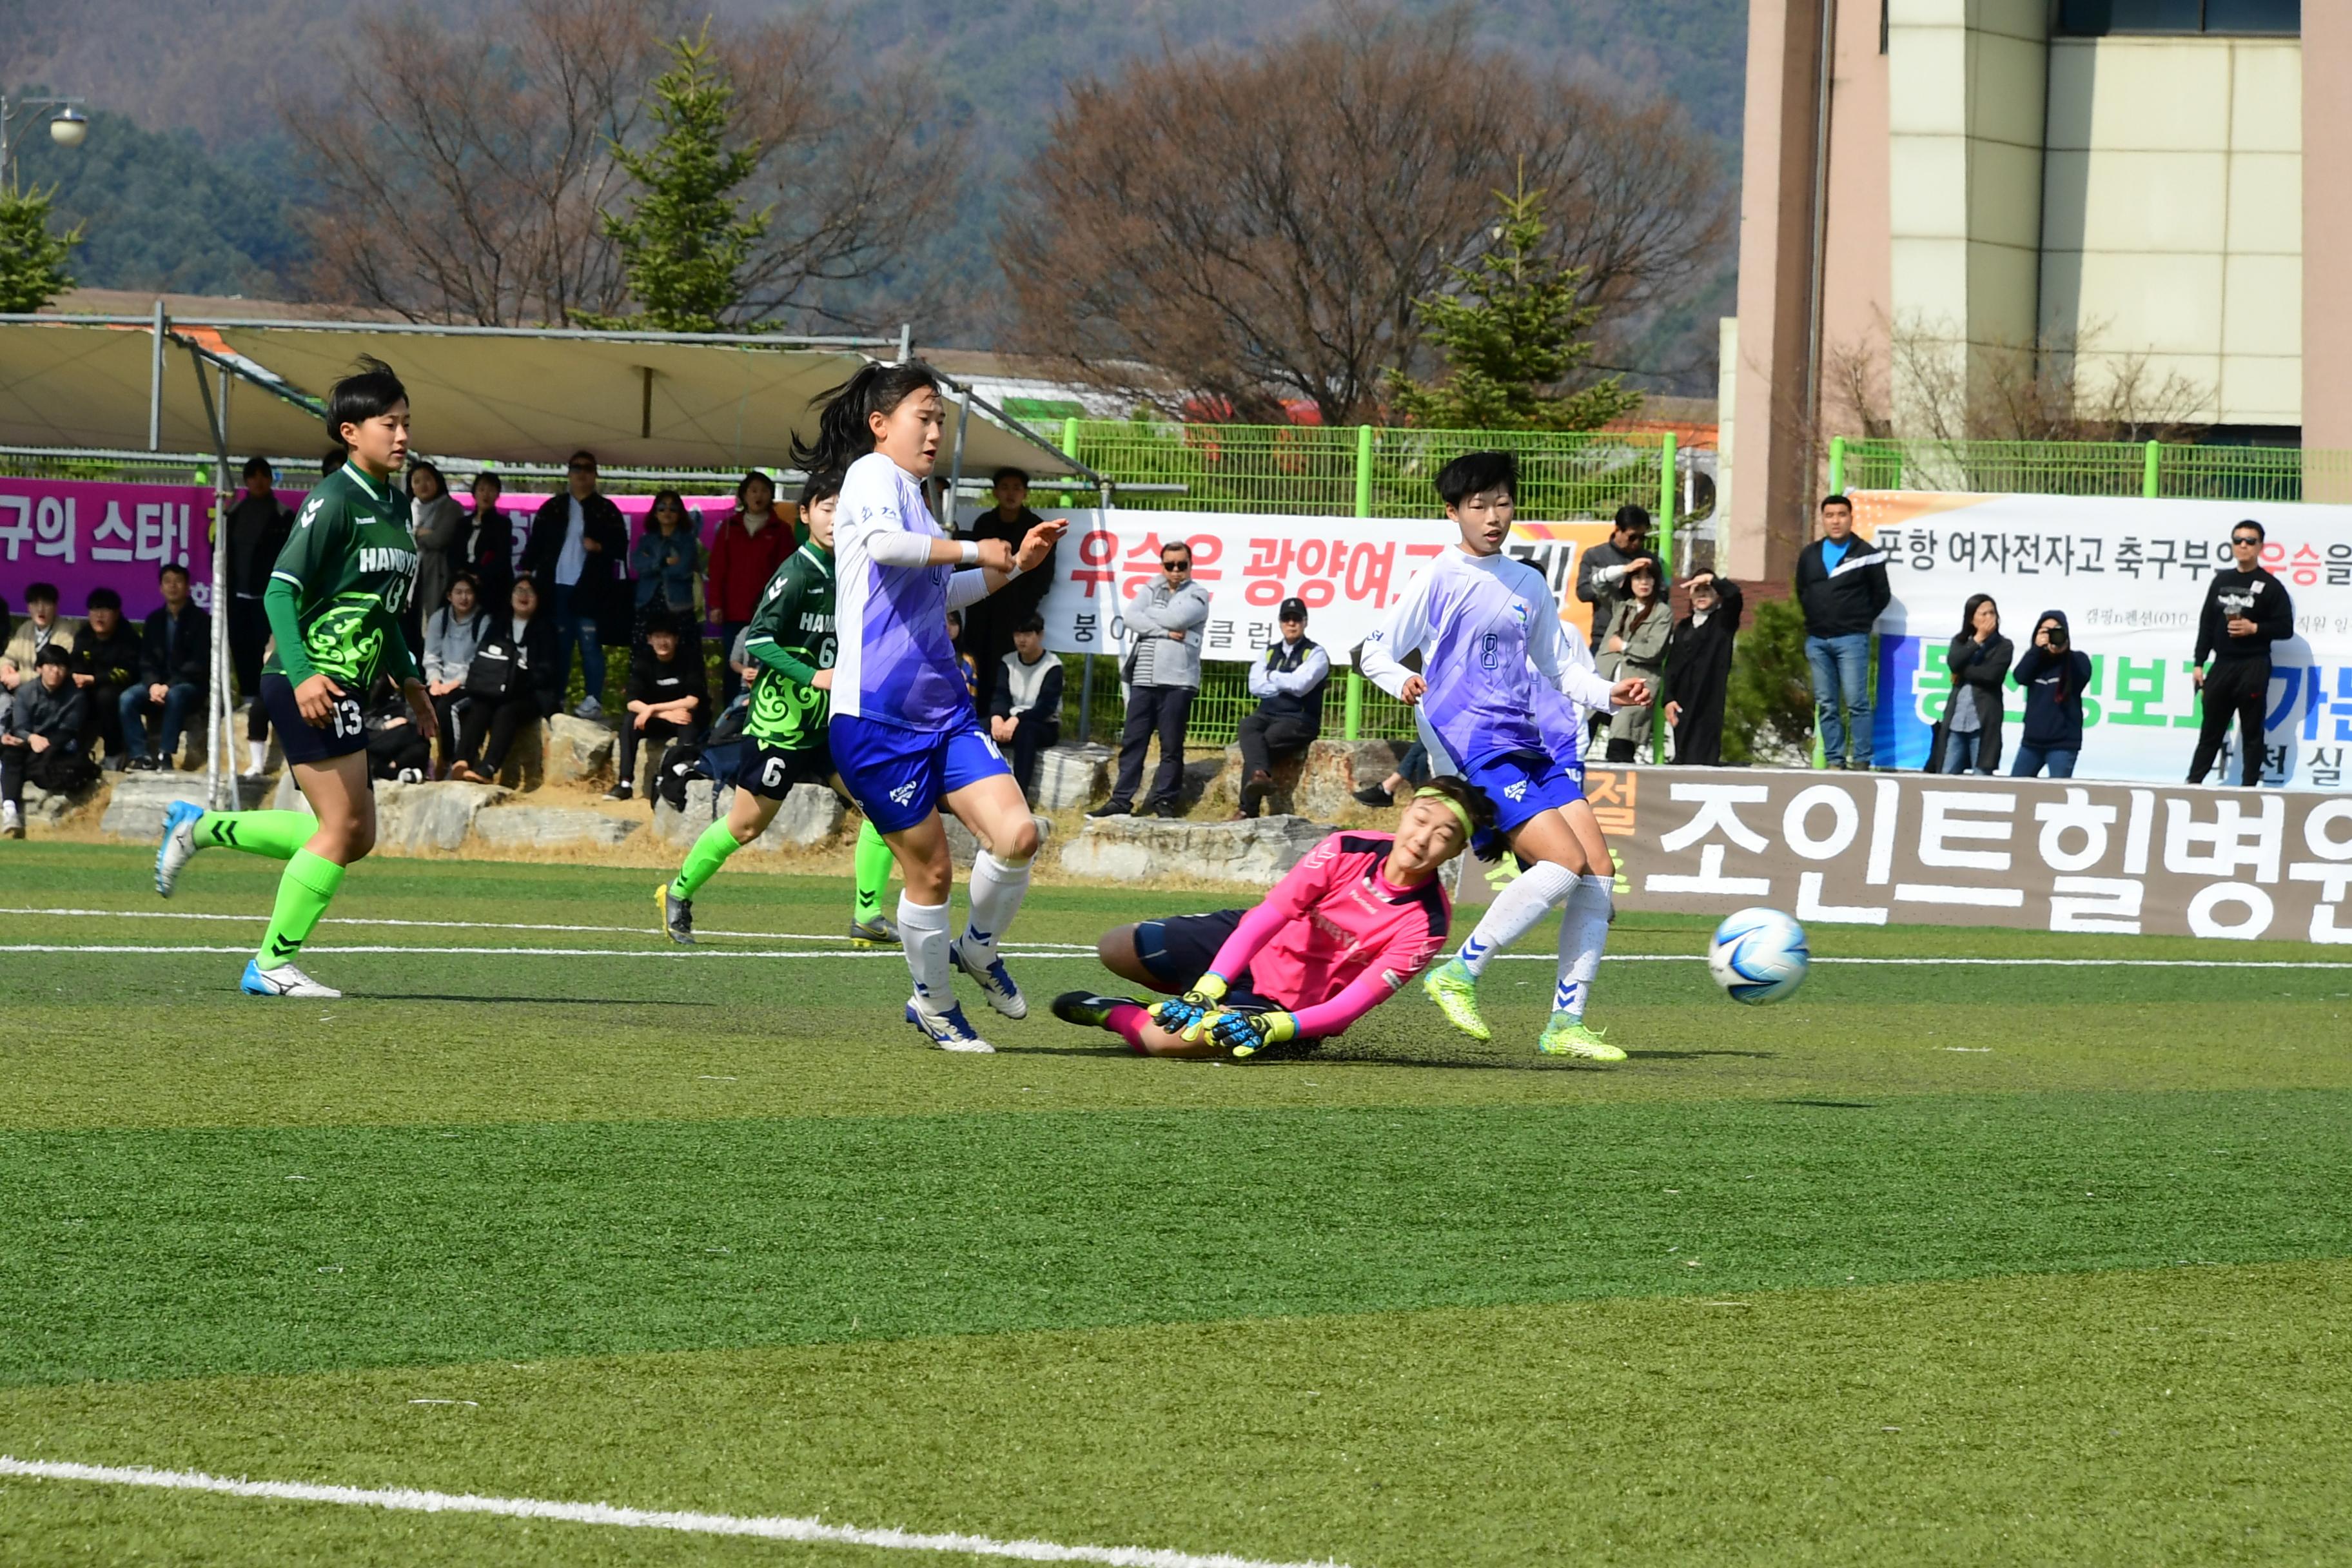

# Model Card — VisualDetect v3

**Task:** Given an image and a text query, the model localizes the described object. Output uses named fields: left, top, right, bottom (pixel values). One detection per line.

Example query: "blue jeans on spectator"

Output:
left=119, top=682, right=199, bottom=763
left=2010, top=744, right=2077, bottom=779
left=1937, top=731, right=1990, bottom=774
left=1804, top=632, right=1873, bottom=767
left=551, top=583, right=604, bottom=703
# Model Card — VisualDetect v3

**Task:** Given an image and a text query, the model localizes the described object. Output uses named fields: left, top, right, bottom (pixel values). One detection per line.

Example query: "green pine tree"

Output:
left=0, top=184, right=81, bottom=313
left=1389, top=177, right=1639, bottom=431
left=583, top=26, right=769, bottom=333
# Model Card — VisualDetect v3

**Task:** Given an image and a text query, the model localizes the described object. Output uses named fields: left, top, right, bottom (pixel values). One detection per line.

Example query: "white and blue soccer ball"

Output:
left=1707, top=907, right=1809, bottom=1005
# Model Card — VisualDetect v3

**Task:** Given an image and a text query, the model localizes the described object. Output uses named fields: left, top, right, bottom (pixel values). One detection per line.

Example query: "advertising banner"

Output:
left=1586, top=765, right=2352, bottom=944
left=1029, top=510, right=1617, bottom=663
left=0, top=478, right=217, bottom=618
left=1856, top=491, right=2352, bottom=790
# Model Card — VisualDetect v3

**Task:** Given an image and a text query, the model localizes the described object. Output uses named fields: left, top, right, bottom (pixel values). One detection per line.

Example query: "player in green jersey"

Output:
left=658, top=471, right=897, bottom=946
left=152, top=358, right=435, bottom=997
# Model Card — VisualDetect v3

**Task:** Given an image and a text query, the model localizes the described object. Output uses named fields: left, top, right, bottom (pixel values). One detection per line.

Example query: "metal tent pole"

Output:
left=210, top=366, right=235, bottom=807
left=148, top=300, right=167, bottom=451
left=943, top=380, right=970, bottom=530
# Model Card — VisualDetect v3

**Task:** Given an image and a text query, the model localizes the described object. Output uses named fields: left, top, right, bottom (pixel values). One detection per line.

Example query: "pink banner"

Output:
left=0, top=478, right=218, bottom=620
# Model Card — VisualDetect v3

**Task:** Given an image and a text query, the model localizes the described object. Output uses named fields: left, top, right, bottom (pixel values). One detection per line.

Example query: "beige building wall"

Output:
left=2307, top=5, right=2352, bottom=469
left=2039, top=37, right=2302, bottom=427
left=1885, top=0, right=2048, bottom=426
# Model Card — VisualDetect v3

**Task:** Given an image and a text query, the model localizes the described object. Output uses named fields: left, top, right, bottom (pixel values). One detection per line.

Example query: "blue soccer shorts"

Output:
left=1460, top=745, right=1586, bottom=836
left=829, top=712, right=1011, bottom=834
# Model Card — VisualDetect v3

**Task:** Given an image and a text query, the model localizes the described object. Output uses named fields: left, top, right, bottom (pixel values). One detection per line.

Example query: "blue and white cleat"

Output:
left=240, top=957, right=340, bottom=999
left=905, top=999, right=995, bottom=1052
left=155, top=799, right=205, bottom=897
left=951, top=939, right=1028, bottom=1019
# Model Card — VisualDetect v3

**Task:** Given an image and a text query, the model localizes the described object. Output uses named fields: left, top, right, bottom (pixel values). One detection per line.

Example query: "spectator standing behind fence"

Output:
left=120, top=564, right=210, bottom=772
left=1930, top=594, right=2012, bottom=775
left=1661, top=571, right=1743, bottom=765
left=2189, top=519, right=2293, bottom=787
left=406, top=460, right=466, bottom=648
left=1, top=645, right=92, bottom=838
left=708, top=471, right=792, bottom=708
left=1597, top=558, right=1669, bottom=763
left=449, top=577, right=564, bottom=785
left=467, top=471, right=515, bottom=611
left=1233, top=597, right=1329, bottom=819
left=1575, top=504, right=1652, bottom=654
left=522, top=449, right=627, bottom=720
left=1794, top=493, right=1890, bottom=770
left=1091, top=540, right=1210, bottom=819
left=608, top=612, right=708, bottom=802
left=1, top=582, right=81, bottom=694
left=2010, top=609, right=2091, bottom=778
left=960, top=467, right=1058, bottom=723
left=989, top=614, right=1063, bottom=802
left=222, top=458, right=292, bottom=719
left=422, top=573, right=487, bottom=777
left=70, top=589, right=141, bottom=770
left=631, top=489, right=705, bottom=649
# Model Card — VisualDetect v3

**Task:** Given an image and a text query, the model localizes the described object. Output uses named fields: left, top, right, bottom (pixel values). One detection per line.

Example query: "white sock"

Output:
left=246, top=740, right=268, bottom=773
left=1553, top=874, right=1612, bottom=1020
left=898, top=894, right=954, bottom=1014
left=960, top=850, right=1032, bottom=953
left=1456, top=860, right=1578, bottom=977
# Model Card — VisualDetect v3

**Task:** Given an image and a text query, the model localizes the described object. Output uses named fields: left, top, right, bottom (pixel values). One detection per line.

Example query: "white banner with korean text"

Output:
left=1854, top=491, right=2352, bottom=789
left=1013, top=509, right=1618, bottom=663
left=1586, top=765, right=2352, bottom=943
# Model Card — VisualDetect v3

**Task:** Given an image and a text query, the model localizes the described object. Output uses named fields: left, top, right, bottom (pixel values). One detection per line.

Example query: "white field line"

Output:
left=0, top=1456, right=1346, bottom=1568
left=0, top=906, right=1097, bottom=950
left=1, top=941, right=2349, bottom=970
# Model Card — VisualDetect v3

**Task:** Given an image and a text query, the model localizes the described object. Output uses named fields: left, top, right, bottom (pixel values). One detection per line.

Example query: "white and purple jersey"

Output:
left=1361, top=545, right=1617, bottom=767
left=832, top=451, right=994, bottom=732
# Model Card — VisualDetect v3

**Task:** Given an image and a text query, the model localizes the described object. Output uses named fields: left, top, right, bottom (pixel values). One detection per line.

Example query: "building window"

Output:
left=2058, top=0, right=2299, bottom=32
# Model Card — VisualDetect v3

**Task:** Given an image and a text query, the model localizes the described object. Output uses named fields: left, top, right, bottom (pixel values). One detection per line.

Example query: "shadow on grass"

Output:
left=354, top=992, right=725, bottom=1008
left=1776, top=1098, right=1878, bottom=1109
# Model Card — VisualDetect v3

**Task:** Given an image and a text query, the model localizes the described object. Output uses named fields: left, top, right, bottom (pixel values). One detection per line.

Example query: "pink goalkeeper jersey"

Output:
left=1208, top=831, right=1453, bottom=1039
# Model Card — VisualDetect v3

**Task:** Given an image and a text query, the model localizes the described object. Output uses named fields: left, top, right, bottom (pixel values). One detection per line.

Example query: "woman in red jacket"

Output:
left=706, top=470, right=793, bottom=705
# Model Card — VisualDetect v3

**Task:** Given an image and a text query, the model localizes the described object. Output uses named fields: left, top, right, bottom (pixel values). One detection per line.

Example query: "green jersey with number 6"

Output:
left=261, top=461, right=420, bottom=690
left=741, top=542, right=838, bottom=750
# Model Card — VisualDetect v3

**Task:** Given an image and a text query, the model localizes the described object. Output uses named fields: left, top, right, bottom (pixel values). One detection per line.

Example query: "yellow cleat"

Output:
left=1421, top=957, right=1491, bottom=1041
left=1537, top=1014, right=1624, bottom=1062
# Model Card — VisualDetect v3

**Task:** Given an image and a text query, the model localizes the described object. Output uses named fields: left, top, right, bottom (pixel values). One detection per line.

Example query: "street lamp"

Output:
left=0, top=93, right=92, bottom=191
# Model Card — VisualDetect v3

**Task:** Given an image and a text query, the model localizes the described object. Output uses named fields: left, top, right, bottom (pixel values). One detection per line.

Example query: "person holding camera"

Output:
left=2010, top=609, right=2092, bottom=779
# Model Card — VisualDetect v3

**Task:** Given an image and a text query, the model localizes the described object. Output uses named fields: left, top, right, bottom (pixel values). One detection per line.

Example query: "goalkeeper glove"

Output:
left=1150, top=972, right=1228, bottom=1041
left=1214, top=1009, right=1298, bottom=1059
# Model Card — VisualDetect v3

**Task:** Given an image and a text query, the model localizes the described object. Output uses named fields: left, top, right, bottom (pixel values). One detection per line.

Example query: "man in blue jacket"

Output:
left=2009, top=609, right=2092, bottom=778
left=1792, top=495, right=1890, bottom=769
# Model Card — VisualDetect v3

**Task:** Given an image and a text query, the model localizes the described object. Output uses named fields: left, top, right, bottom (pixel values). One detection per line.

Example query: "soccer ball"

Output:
left=1708, top=907, right=1809, bottom=1005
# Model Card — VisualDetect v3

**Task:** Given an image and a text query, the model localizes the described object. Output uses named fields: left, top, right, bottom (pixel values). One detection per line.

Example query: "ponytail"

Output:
left=793, top=360, right=943, bottom=475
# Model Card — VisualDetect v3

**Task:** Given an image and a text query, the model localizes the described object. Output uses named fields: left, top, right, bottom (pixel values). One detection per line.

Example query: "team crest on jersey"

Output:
left=1504, top=780, right=1528, bottom=801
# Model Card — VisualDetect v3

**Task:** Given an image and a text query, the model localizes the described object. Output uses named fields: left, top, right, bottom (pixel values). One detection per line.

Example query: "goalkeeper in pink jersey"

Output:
left=1052, top=778, right=1493, bottom=1059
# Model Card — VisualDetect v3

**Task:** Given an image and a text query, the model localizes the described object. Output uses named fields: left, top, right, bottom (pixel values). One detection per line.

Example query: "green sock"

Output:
left=199, top=809, right=315, bottom=861
left=852, top=818, right=895, bottom=925
left=671, top=819, right=742, bottom=902
left=257, top=848, right=346, bottom=970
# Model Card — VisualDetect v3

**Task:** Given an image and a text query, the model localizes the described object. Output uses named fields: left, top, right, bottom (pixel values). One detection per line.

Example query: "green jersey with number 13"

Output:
left=261, top=461, right=420, bottom=691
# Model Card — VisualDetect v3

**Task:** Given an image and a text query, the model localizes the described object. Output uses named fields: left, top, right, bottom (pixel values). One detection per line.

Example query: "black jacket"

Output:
left=2195, top=566, right=2292, bottom=665
left=1793, top=535, right=1891, bottom=638
left=2012, top=610, right=2093, bottom=751
left=223, top=493, right=293, bottom=600
left=522, top=491, right=631, bottom=640
left=1660, top=578, right=1745, bottom=765
left=3, top=676, right=87, bottom=743
left=470, top=614, right=565, bottom=717
left=1939, top=631, right=2014, bottom=740
left=138, top=605, right=211, bottom=690
left=70, top=621, right=142, bottom=689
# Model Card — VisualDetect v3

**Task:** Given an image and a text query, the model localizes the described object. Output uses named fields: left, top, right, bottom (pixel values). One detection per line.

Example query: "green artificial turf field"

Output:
left=2, top=840, right=2349, bottom=1565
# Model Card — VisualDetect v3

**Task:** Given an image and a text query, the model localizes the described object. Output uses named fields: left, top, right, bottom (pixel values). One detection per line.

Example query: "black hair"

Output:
left=792, top=359, right=943, bottom=475
left=25, top=581, right=58, bottom=604
left=1957, top=592, right=1998, bottom=641
left=1415, top=773, right=1494, bottom=834
left=1435, top=449, right=1516, bottom=507
left=448, top=571, right=480, bottom=598
left=2231, top=518, right=2265, bottom=542
left=992, top=466, right=1030, bottom=488
left=1160, top=539, right=1193, bottom=563
left=1820, top=493, right=1853, bottom=512
left=471, top=469, right=503, bottom=493
left=642, top=610, right=681, bottom=639
left=157, top=562, right=190, bottom=582
left=86, top=587, right=122, bottom=612
left=736, top=471, right=775, bottom=508
left=407, top=459, right=445, bottom=497
left=569, top=449, right=597, bottom=469
left=648, top=487, right=689, bottom=527
left=326, top=355, right=407, bottom=442
left=321, top=450, right=345, bottom=476
left=510, top=576, right=540, bottom=602
left=1612, top=503, right=1651, bottom=533
left=241, top=455, right=273, bottom=481
left=1015, top=612, right=1046, bottom=636
left=799, top=470, right=845, bottom=511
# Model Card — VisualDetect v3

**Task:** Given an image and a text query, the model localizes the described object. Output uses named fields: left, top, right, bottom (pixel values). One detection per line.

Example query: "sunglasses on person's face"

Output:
left=2232, top=535, right=2261, bottom=547
left=1162, top=558, right=1191, bottom=572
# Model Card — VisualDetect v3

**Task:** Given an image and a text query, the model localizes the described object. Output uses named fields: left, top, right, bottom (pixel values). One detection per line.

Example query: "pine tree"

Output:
left=1389, top=177, right=1638, bottom=431
left=0, top=184, right=81, bottom=313
left=584, top=26, right=768, bottom=333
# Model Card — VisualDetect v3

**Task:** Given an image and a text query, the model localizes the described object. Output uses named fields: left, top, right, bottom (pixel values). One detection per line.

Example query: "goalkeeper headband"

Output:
left=1414, top=787, right=1475, bottom=840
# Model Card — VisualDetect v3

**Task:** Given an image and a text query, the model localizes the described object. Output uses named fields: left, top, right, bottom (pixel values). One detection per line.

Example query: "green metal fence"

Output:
left=1833, top=437, right=2352, bottom=504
